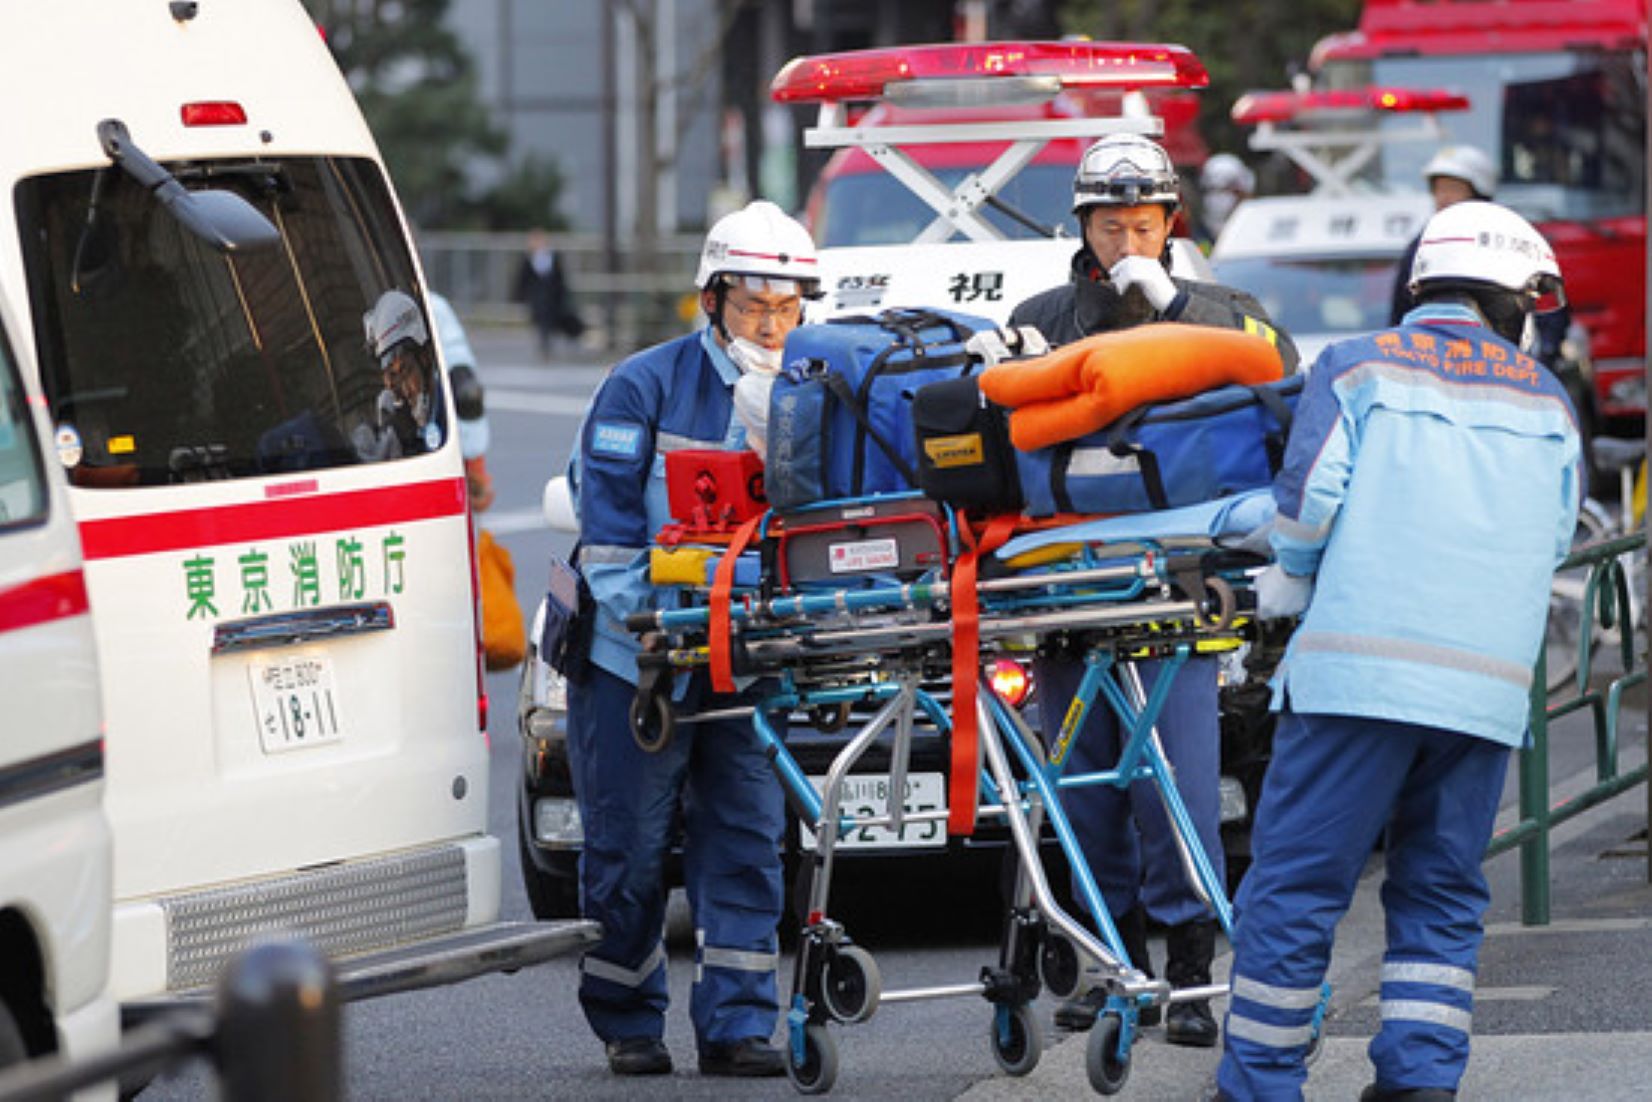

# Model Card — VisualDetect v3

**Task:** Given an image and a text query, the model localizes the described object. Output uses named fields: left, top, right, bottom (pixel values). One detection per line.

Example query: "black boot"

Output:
left=1054, top=908, right=1160, bottom=1031
left=1164, top=919, right=1219, bottom=1048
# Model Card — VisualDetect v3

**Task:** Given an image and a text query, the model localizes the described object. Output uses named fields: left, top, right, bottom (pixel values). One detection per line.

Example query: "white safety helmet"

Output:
left=1072, top=134, right=1181, bottom=214
left=363, top=289, right=429, bottom=367
left=1411, top=200, right=1562, bottom=301
left=695, top=200, right=822, bottom=298
left=1422, top=145, right=1497, bottom=199
left=1200, top=153, right=1255, bottom=196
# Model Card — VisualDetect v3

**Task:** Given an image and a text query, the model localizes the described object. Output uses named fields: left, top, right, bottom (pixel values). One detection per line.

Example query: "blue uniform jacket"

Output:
left=574, top=329, right=745, bottom=685
left=1270, top=304, right=1581, bottom=747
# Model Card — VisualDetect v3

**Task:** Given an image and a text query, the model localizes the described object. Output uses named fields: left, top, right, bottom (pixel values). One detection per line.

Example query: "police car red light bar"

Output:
left=1231, top=87, right=1469, bottom=125
left=181, top=101, right=249, bottom=127
left=771, top=41, right=1208, bottom=104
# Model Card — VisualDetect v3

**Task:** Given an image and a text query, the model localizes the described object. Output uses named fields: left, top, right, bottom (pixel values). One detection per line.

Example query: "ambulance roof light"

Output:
left=771, top=41, right=1209, bottom=105
left=1231, top=87, right=1469, bottom=126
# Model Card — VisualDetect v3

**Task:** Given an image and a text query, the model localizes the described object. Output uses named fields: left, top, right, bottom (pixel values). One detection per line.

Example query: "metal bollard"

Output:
left=213, top=937, right=341, bottom=1102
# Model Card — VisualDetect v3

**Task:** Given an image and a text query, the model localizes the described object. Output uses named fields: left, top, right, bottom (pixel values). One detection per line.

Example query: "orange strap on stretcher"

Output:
left=708, top=514, right=765, bottom=694
left=947, top=513, right=1018, bottom=836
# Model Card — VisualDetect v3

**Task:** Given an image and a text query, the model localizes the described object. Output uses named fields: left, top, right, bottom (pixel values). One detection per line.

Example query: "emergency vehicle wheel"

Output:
left=629, top=692, right=674, bottom=753
left=820, top=944, right=880, bottom=1024
left=787, top=1023, right=838, bottom=1095
left=1037, top=932, right=1080, bottom=1000
left=1085, top=1014, right=1131, bottom=1095
left=989, top=1002, right=1042, bottom=1077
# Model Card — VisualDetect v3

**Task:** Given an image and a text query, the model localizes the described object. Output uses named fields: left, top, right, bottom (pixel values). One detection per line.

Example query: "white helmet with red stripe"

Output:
left=695, top=200, right=822, bottom=298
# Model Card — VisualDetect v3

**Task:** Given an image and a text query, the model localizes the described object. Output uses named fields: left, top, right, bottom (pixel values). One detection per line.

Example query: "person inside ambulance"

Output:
left=1217, top=201, right=1578, bottom=1102
left=1388, top=145, right=1498, bottom=325
left=1006, top=134, right=1298, bottom=1049
left=565, top=199, right=820, bottom=1079
left=356, top=289, right=443, bottom=460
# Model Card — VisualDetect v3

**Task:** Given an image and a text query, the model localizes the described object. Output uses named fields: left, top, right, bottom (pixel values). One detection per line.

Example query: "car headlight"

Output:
left=534, top=797, right=584, bottom=847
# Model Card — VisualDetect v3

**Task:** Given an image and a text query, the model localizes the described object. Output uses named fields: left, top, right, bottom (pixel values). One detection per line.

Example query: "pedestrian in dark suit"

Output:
left=515, top=228, right=584, bottom=361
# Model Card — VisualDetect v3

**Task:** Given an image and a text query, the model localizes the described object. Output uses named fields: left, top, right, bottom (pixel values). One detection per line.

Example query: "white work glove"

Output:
left=1109, top=255, right=1178, bottom=312
left=1254, top=564, right=1313, bottom=622
left=732, top=371, right=774, bottom=456
left=965, top=325, right=1051, bottom=366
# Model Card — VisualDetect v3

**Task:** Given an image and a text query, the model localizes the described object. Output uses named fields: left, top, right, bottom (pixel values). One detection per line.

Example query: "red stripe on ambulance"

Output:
left=0, top=570, right=90, bottom=634
left=77, top=478, right=468, bottom=561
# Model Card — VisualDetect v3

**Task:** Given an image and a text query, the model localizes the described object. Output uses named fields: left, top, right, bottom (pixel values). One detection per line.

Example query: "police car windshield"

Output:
left=1213, top=255, right=1400, bottom=339
left=1320, top=49, right=1646, bottom=223
left=17, top=157, right=438, bottom=487
left=817, top=163, right=1076, bottom=247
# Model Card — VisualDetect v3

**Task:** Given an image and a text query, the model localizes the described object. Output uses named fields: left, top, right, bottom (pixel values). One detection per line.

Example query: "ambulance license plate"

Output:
left=249, top=655, right=345, bottom=753
left=800, top=772, right=946, bottom=849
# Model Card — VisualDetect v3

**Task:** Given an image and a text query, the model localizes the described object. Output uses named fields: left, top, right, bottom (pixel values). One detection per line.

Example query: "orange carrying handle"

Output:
left=947, top=514, right=1018, bottom=837
left=979, top=323, right=1284, bottom=452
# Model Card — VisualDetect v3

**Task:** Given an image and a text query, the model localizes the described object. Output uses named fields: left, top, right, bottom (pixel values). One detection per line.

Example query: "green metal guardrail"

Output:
left=1486, top=531, right=1649, bottom=925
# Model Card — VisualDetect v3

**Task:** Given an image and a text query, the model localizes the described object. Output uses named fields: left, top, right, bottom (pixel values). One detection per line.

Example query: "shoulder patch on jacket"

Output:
left=591, top=420, right=645, bottom=460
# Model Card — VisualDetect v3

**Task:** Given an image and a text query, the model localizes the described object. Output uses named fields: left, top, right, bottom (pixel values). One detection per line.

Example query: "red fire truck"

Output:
left=1310, top=0, right=1648, bottom=432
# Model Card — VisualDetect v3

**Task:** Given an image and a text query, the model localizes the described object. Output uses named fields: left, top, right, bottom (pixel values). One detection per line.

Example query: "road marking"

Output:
left=487, top=388, right=592, bottom=416
left=1360, top=985, right=1555, bottom=1007
left=480, top=506, right=546, bottom=535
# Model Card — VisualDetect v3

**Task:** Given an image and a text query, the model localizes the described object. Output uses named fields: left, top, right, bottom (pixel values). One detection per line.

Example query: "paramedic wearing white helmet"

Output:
left=1218, top=202, right=1579, bottom=1101
left=358, top=289, right=443, bottom=459
left=1195, top=152, right=1256, bottom=245
left=1009, top=133, right=1299, bottom=1048
left=1389, top=145, right=1498, bottom=324
left=565, top=200, right=820, bottom=1079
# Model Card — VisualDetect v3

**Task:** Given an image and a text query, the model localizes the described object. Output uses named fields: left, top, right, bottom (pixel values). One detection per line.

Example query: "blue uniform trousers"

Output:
left=1217, top=709, right=1510, bottom=1101
left=1036, top=655, right=1224, bottom=928
left=567, top=665, right=785, bottom=1048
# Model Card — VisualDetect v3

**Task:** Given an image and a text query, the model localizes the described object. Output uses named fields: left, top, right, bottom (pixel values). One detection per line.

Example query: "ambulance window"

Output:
left=16, top=157, right=446, bottom=487
left=0, top=326, right=47, bottom=526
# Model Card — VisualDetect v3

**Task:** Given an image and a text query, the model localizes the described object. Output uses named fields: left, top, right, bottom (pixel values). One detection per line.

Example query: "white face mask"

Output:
left=727, top=336, right=783, bottom=376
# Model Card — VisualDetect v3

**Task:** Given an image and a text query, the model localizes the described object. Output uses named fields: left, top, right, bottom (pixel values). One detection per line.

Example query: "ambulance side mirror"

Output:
left=97, top=118, right=280, bottom=254
left=543, top=475, right=579, bottom=533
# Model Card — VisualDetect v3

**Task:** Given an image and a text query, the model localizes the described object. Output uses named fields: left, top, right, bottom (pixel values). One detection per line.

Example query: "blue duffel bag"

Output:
left=1018, top=373, right=1305, bottom=517
left=766, top=308, right=992, bottom=509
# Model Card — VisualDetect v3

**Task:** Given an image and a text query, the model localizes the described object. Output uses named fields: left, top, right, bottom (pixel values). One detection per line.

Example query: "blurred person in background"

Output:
left=516, top=227, right=586, bottom=363
left=1194, top=152, right=1256, bottom=248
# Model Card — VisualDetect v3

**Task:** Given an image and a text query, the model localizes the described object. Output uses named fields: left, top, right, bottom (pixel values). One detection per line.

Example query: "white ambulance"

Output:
left=0, top=0, right=592, bottom=1014
left=0, top=294, right=117, bottom=1090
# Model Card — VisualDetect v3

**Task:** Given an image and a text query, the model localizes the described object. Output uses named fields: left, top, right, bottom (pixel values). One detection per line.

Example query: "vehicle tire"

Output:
left=820, top=944, right=881, bottom=1024
left=1085, top=1013, right=1131, bottom=1095
left=0, top=1001, right=24, bottom=1067
left=517, top=811, right=581, bottom=920
left=989, top=1002, right=1042, bottom=1077
left=786, top=1023, right=839, bottom=1095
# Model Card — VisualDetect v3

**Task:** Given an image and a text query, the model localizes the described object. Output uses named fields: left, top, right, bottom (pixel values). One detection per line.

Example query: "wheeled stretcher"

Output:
left=624, top=490, right=1323, bottom=1096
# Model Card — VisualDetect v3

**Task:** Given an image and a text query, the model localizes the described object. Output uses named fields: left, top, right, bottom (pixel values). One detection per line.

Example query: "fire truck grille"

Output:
left=160, top=845, right=469, bottom=991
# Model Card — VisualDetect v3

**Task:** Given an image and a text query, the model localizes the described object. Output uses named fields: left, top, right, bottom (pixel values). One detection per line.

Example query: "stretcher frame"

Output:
left=625, top=496, right=1302, bottom=1095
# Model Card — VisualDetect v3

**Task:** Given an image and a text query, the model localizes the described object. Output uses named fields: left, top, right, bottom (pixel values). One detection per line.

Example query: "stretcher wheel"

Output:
left=1085, top=1014, right=1130, bottom=1095
left=1037, top=933, right=1080, bottom=1000
left=989, top=1002, right=1042, bottom=1077
left=787, top=1023, right=838, bottom=1095
left=629, top=692, right=674, bottom=753
left=1198, top=575, right=1237, bottom=631
left=820, top=944, right=880, bottom=1024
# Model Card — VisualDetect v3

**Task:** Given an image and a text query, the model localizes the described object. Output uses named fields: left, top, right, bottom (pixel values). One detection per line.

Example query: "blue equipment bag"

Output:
left=765, top=308, right=992, bottom=509
left=1019, top=373, right=1304, bottom=517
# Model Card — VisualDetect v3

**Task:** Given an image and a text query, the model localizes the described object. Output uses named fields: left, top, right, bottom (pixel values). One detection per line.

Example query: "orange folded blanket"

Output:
left=979, top=323, right=1284, bottom=451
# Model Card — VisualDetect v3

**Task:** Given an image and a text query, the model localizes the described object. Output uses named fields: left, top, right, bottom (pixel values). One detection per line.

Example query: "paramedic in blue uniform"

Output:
left=1007, top=133, right=1299, bottom=1047
left=1217, top=201, right=1579, bottom=1102
left=566, top=200, right=821, bottom=1079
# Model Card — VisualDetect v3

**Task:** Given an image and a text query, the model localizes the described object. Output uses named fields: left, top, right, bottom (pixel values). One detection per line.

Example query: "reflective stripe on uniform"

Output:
left=657, top=430, right=725, bottom=454
left=579, top=543, right=641, bottom=566
left=1380, top=998, right=1473, bottom=1034
left=1243, top=315, right=1279, bottom=347
left=1292, top=630, right=1532, bottom=688
left=1232, top=975, right=1323, bottom=1011
left=1383, top=960, right=1475, bottom=992
left=1225, top=1012, right=1317, bottom=1049
left=694, top=928, right=779, bottom=981
left=581, top=943, right=666, bottom=989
